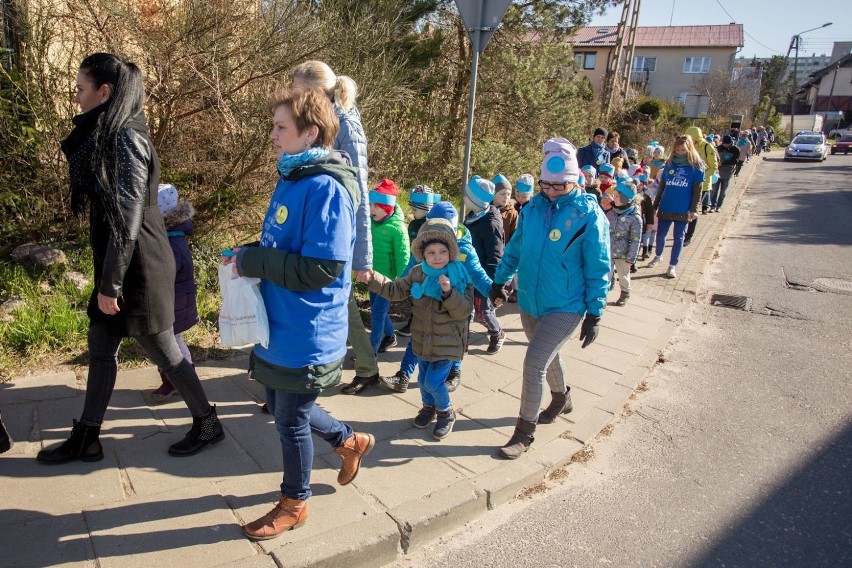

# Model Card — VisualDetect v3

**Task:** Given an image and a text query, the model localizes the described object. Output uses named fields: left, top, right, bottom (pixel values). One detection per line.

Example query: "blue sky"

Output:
left=587, top=0, right=851, bottom=59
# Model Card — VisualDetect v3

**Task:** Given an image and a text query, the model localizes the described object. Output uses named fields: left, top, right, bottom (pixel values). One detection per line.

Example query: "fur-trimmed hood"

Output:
left=411, top=218, right=459, bottom=262
left=163, top=201, right=195, bottom=232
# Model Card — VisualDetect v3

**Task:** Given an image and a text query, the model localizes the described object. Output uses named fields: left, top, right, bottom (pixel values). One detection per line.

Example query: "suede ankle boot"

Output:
left=243, top=496, right=308, bottom=540
left=537, top=388, right=573, bottom=424
left=334, top=432, right=375, bottom=485
left=498, top=418, right=536, bottom=460
left=37, top=419, right=103, bottom=464
left=168, top=405, right=225, bottom=456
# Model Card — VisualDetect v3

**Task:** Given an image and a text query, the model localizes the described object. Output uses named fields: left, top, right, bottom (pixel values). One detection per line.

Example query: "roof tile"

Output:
left=573, top=24, right=744, bottom=48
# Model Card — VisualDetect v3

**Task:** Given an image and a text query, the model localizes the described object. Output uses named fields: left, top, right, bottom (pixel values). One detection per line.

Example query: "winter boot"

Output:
left=37, top=419, right=103, bottom=464
left=487, top=330, right=506, bottom=354
left=647, top=244, right=654, bottom=257
left=615, top=290, right=630, bottom=306
left=334, top=432, right=375, bottom=485
left=640, top=245, right=648, bottom=261
left=445, top=369, right=461, bottom=392
left=433, top=408, right=456, bottom=440
left=0, top=417, right=12, bottom=454
left=412, top=405, right=436, bottom=429
left=537, top=388, right=573, bottom=424
left=243, top=496, right=308, bottom=540
left=341, top=373, right=380, bottom=395
left=498, top=418, right=536, bottom=460
left=168, top=405, right=225, bottom=456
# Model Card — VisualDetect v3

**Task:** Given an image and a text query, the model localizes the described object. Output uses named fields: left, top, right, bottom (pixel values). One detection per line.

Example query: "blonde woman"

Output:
left=291, top=61, right=381, bottom=394
left=646, top=135, right=705, bottom=279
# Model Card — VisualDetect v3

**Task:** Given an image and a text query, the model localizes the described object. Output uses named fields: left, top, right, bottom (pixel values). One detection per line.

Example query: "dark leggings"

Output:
left=80, top=321, right=212, bottom=426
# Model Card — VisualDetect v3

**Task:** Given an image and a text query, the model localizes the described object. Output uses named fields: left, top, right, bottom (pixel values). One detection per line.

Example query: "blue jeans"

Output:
left=369, top=292, right=394, bottom=352
left=700, top=190, right=712, bottom=210
left=417, top=359, right=454, bottom=411
left=711, top=178, right=730, bottom=208
left=400, top=339, right=460, bottom=380
left=265, top=387, right=353, bottom=501
left=655, top=218, right=689, bottom=266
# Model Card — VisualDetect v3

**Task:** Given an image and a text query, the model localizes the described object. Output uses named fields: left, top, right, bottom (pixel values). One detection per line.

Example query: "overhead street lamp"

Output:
left=760, top=22, right=831, bottom=136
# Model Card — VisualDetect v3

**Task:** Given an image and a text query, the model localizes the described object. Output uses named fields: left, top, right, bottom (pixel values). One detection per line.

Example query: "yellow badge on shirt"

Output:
left=458, top=253, right=467, bottom=262
left=275, top=205, right=288, bottom=225
left=668, top=169, right=675, bottom=175
left=549, top=229, right=561, bottom=242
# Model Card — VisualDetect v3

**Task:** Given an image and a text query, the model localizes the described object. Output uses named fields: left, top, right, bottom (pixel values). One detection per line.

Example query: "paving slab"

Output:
left=0, top=371, right=80, bottom=404
left=0, top=511, right=95, bottom=568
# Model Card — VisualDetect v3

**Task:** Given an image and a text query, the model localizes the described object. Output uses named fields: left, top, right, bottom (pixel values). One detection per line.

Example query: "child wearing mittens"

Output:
left=151, top=183, right=200, bottom=401
left=363, top=219, right=473, bottom=440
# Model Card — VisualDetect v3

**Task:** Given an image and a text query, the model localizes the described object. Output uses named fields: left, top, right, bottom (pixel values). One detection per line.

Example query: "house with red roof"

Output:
left=572, top=23, right=744, bottom=103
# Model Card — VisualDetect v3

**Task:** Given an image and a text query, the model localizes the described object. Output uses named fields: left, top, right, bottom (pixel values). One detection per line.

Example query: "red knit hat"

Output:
left=370, top=178, right=399, bottom=216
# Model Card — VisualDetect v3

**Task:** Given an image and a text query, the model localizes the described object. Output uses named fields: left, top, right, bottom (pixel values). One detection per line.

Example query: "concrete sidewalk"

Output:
left=0, top=158, right=760, bottom=568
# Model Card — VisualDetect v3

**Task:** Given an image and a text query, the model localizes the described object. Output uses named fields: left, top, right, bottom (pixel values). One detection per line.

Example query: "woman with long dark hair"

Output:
left=37, top=53, right=223, bottom=464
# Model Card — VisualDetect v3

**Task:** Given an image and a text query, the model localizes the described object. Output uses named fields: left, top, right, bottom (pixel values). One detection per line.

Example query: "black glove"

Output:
left=489, top=283, right=509, bottom=305
left=579, top=314, right=600, bottom=349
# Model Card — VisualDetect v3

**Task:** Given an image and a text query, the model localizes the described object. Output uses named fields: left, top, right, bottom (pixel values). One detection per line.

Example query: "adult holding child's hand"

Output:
left=490, top=137, right=611, bottom=460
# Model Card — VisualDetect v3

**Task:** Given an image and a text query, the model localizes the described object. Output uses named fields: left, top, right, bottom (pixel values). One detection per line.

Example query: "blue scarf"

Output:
left=412, top=260, right=471, bottom=301
left=464, top=208, right=489, bottom=226
left=277, top=147, right=330, bottom=178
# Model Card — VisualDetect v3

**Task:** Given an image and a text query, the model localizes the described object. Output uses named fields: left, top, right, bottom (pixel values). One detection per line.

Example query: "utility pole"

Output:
left=760, top=40, right=794, bottom=126
left=790, top=35, right=800, bottom=140
left=621, top=0, right=642, bottom=100
left=602, top=0, right=632, bottom=117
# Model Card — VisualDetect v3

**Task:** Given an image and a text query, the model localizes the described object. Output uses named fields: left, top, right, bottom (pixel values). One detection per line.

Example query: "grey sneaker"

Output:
left=647, top=255, right=662, bottom=268
left=379, top=371, right=409, bottom=393
left=433, top=409, right=456, bottom=440
left=665, top=265, right=677, bottom=279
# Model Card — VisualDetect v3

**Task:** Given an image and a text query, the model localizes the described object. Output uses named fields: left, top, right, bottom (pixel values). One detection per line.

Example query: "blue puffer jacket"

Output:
left=402, top=225, right=492, bottom=297
left=334, top=105, right=371, bottom=271
left=495, top=189, right=611, bottom=318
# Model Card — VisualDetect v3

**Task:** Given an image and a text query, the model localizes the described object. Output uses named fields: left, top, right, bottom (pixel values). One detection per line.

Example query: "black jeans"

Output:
left=80, top=321, right=212, bottom=426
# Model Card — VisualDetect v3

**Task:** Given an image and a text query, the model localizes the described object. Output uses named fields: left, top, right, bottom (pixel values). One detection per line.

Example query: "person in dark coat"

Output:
left=463, top=176, right=505, bottom=354
left=151, top=184, right=200, bottom=400
left=37, top=53, right=222, bottom=465
left=577, top=127, right=611, bottom=170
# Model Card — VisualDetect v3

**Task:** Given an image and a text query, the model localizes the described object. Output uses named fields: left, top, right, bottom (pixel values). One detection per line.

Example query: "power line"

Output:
left=712, top=0, right=783, bottom=55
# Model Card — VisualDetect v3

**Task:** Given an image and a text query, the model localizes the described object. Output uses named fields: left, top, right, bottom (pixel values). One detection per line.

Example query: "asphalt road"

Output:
left=388, top=154, right=852, bottom=568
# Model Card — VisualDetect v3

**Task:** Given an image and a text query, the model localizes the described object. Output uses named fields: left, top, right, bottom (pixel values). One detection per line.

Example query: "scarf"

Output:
left=277, top=147, right=330, bottom=178
left=672, top=154, right=690, bottom=166
left=592, top=142, right=609, bottom=165
left=412, top=260, right=471, bottom=301
left=615, top=203, right=637, bottom=216
left=464, top=208, right=489, bottom=226
left=61, top=104, right=109, bottom=216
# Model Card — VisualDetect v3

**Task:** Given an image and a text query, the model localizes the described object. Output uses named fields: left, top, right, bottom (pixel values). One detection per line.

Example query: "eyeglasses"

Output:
left=538, top=180, right=569, bottom=191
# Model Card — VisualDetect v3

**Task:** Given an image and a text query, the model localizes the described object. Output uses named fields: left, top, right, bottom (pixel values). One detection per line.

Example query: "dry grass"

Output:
left=516, top=481, right=548, bottom=500
left=570, top=445, right=595, bottom=464
left=548, top=467, right=569, bottom=481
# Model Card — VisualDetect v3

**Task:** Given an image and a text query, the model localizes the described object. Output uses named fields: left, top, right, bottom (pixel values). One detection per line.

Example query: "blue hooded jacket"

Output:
left=494, top=189, right=610, bottom=318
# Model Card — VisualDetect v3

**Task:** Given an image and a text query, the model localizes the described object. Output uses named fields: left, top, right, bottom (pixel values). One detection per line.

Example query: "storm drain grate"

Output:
left=709, top=293, right=753, bottom=311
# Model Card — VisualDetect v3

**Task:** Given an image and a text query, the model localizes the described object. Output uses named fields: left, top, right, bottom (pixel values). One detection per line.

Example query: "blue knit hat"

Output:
left=515, top=174, right=534, bottom=195
left=599, top=163, right=615, bottom=177
left=581, top=164, right=596, bottom=178
left=615, top=178, right=636, bottom=200
left=465, top=175, right=495, bottom=210
left=492, top=174, right=512, bottom=192
left=409, top=184, right=441, bottom=212
left=427, top=200, right=459, bottom=228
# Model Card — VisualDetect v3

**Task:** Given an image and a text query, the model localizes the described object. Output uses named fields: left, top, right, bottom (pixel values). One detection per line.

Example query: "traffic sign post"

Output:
left=455, top=0, right=511, bottom=218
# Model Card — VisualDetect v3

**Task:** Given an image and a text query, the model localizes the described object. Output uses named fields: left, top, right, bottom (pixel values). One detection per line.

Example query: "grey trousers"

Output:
left=347, top=288, right=379, bottom=377
left=81, top=321, right=212, bottom=426
left=518, top=311, right=583, bottom=422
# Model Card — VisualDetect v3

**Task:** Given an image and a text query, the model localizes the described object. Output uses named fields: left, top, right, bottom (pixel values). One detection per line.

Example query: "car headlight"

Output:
left=814, top=145, right=824, bottom=151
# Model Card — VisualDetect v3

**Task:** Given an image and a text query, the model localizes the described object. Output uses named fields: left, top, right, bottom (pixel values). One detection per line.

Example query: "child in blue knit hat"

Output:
left=610, top=178, right=643, bottom=306
left=514, top=174, right=535, bottom=213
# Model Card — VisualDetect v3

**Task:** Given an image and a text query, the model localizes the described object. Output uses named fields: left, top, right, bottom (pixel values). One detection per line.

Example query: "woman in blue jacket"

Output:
left=223, top=88, right=373, bottom=540
left=490, top=138, right=611, bottom=460
left=291, top=60, right=382, bottom=395
left=646, top=135, right=704, bottom=279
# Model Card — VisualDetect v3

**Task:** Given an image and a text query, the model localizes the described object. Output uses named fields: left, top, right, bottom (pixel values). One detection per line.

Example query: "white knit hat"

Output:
left=540, top=138, right=579, bottom=184
left=157, top=183, right=179, bottom=216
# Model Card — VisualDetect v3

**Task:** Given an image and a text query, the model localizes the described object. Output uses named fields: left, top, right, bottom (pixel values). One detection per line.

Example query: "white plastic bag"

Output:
left=218, top=264, right=269, bottom=348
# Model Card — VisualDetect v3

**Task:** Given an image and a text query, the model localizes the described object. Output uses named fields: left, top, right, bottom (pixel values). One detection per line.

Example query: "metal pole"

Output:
left=761, top=38, right=794, bottom=126
left=459, top=0, right=482, bottom=221
left=790, top=35, right=799, bottom=140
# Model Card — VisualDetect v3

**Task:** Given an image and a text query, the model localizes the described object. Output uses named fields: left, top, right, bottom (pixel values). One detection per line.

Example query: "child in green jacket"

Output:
left=369, top=179, right=410, bottom=352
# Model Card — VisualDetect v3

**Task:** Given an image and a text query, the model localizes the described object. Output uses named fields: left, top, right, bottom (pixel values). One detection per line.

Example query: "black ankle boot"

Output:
left=498, top=418, right=536, bottom=460
left=37, top=419, right=103, bottom=464
left=168, top=405, right=225, bottom=456
left=538, top=388, right=573, bottom=424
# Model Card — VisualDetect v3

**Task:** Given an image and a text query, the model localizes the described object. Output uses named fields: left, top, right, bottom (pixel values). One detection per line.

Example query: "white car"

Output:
left=828, top=127, right=852, bottom=139
left=784, top=133, right=829, bottom=161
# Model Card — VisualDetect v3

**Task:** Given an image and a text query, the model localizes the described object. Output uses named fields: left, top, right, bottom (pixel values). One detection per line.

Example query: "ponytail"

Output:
left=292, top=60, right=358, bottom=111
left=333, top=75, right=357, bottom=112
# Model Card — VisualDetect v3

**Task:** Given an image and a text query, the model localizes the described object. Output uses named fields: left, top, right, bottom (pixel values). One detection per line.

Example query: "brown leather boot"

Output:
left=334, top=431, right=375, bottom=485
left=242, top=496, right=308, bottom=540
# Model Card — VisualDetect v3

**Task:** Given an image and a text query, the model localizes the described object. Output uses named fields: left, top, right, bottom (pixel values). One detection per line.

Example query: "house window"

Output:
left=574, top=52, right=597, bottom=70
left=632, top=56, right=657, bottom=72
left=683, top=56, right=711, bottom=74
